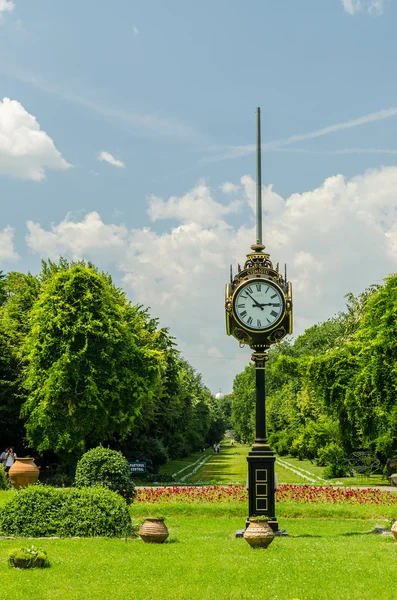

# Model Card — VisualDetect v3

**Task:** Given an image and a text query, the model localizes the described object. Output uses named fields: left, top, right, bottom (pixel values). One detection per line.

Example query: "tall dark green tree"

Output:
left=21, top=264, right=163, bottom=462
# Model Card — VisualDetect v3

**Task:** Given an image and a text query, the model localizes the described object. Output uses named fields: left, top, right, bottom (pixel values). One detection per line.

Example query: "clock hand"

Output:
left=245, top=292, right=264, bottom=310
left=257, top=302, right=281, bottom=307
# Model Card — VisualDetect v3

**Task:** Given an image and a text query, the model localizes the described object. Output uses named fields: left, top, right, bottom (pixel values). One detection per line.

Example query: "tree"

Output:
left=231, top=364, right=256, bottom=443
left=21, top=264, right=163, bottom=462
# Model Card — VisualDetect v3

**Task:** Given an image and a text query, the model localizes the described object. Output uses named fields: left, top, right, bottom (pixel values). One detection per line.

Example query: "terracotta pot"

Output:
left=243, top=519, right=275, bottom=549
left=8, top=458, right=40, bottom=489
left=139, top=518, right=169, bottom=543
left=391, top=521, right=397, bottom=541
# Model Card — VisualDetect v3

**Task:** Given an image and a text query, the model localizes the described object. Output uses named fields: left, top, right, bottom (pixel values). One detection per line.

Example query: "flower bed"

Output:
left=136, top=484, right=397, bottom=506
left=276, top=484, right=397, bottom=505
left=136, top=485, right=247, bottom=503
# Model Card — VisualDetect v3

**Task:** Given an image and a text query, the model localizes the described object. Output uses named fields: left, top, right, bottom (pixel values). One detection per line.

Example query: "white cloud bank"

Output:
left=341, top=0, right=384, bottom=15
left=0, top=98, right=71, bottom=181
left=98, top=151, right=125, bottom=168
left=23, top=165, right=397, bottom=391
left=0, top=226, right=19, bottom=262
left=0, top=0, right=14, bottom=13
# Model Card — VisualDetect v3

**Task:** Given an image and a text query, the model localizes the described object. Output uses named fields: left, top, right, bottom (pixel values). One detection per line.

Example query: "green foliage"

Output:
left=21, top=264, right=162, bottom=461
left=0, top=465, right=10, bottom=490
left=0, top=271, right=6, bottom=306
left=218, top=393, right=233, bottom=429
left=8, top=545, right=50, bottom=569
left=231, top=282, right=386, bottom=463
left=139, top=472, right=175, bottom=483
left=74, top=447, right=136, bottom=503
left=317, top=442, right=347, bottom=476
left=0, top=484, right=131, bottom=537
left=0, top=258, right=230, bottom=469
left=231, top=364, right=255, bottom=443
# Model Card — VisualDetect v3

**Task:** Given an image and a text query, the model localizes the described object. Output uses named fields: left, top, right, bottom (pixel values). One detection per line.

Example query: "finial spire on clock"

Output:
left=256, top=106, right=263, bottom=246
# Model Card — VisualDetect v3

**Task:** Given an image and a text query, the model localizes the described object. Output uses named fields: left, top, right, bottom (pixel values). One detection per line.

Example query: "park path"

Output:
left=159, top=440, right=397, bottom=491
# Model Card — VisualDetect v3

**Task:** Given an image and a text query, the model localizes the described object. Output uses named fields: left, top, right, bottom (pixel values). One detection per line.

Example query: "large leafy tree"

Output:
left=21, top=264, right=163, bottom=462
left=311, top=275, right=397, bottom=459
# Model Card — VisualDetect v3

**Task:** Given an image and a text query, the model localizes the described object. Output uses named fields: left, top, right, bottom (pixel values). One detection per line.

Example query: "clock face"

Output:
left=233, top=280, right=285, bottom=331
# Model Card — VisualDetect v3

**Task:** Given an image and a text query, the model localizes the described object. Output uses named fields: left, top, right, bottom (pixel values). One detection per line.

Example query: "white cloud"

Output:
left=0, top=226, right=19, bottom=261
left=24, top=165, right=397, bottom=392
left=220, top=182, right=240, bottom=194
left=132, top=24, right=139, bottom=35
left=341, top=0, right=384, bottom=15
left=25, top=212, right=127, bottom=261
left=0, top=0, right=14, bottom=14
left=98, top=151, right=125, bottom=168
left=341, top=0, right=362, bottom=14
left=147, top=182, right=243, bottom=227
left=0, top=98, right=71, bottom=181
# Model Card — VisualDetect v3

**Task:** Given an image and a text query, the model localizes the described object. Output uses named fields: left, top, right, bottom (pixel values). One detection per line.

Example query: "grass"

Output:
left=159, top=441, right=393, bottom=488
left=187, top=442, right=248, bottom=484
left=1, top=510, right=397, bottom=600
left=2, top=446, right=396, bottom=599
left=160, top=447, right=213, bottom=478
left=2, top=485, right=397, bottom=598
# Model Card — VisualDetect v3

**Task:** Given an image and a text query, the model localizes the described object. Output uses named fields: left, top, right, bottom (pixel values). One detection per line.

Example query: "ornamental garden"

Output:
left=2, top=262, right=397, bottom=599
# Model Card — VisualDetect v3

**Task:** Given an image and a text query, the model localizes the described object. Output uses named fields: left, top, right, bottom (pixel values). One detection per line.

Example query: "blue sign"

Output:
left=129, top=461, right=146, bottom=474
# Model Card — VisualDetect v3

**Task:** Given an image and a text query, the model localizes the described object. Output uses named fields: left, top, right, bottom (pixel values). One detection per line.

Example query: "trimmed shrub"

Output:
left=74, top=447, right=136, bottom=503
left=0, top=484, right=131, bottom=537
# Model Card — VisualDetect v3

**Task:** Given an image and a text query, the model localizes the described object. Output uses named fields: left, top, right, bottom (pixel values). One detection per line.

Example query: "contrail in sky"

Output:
left=202, top=106, right=397, bottom=164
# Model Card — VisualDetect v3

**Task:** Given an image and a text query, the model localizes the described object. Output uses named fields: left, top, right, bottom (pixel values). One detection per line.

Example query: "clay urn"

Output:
left=243, top=517, right=275, bottom=549
left=139, top=517, right=169, bottom=543
left=8, top=458, right=40, bottom=489
left=391, top=521, right=397, bottom=541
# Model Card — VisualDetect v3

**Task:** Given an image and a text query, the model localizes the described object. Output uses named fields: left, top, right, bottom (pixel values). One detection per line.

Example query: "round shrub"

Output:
left=0, top=484, right=131, bottom=537
left=74, top=447, right=135, bottom=503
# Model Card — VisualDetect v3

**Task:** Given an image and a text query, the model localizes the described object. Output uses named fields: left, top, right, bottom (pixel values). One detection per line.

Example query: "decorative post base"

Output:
left=247, top=450, right=278, bottom=532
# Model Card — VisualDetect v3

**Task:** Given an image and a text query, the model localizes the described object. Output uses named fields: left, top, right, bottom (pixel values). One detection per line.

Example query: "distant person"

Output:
left=213, top=443, right=217, bottom=453
left=4, top=447, right=16, bottom=473
left=231, top=439, right=234, bottom=447
left=0, top=449, right=7, bottom=467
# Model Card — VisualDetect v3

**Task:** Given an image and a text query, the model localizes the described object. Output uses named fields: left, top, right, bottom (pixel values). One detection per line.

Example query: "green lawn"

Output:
left=1, top=508, right=397, bottom=600
left=160, top=447, right=213, bottom=478
left=160, top=442, right=392, bottom=488
left=2, top=486, right=397, bottom=599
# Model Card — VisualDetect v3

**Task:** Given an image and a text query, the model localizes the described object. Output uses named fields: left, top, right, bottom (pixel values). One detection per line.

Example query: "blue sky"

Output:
left=1, top=0, right=397, bottom=393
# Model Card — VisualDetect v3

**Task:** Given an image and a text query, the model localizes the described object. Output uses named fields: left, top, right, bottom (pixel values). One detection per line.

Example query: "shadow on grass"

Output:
left=290, top=534, right=322, bottom=538
left=341, top=531, right=378, bottom=537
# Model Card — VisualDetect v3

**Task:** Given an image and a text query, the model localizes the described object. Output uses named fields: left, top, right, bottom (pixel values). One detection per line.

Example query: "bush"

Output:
left=0, top=484, right=131, bottom=537
left=74, top=447, right=135, bottom=503
left=269, top=430, right=296, bottom=456
left=0, top=465, right=10, bottom=490
left=319, top=442, right=349, bottom=478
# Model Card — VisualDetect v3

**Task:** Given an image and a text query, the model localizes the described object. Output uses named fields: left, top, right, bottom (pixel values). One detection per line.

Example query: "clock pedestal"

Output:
left=246, top=351, right=279, bottom=532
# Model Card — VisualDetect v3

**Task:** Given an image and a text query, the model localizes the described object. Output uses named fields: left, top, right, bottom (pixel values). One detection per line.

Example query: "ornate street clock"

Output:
left=225, top=242, right=292, bottom=350
left=226, top=107, right=293, bottom=535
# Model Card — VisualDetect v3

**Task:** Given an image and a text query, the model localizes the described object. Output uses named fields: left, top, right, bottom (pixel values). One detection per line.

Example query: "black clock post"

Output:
left=247, top=351, right=278, bottom=531
left=225, top=108, right=293, bottom=535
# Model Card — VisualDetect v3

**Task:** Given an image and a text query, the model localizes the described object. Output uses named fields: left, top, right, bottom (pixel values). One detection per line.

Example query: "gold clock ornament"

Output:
left=225, top=242, right=292, bottom=350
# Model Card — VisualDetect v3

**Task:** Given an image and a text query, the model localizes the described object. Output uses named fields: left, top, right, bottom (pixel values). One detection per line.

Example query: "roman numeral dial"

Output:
left=232, top=279, right=285, bottom=331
